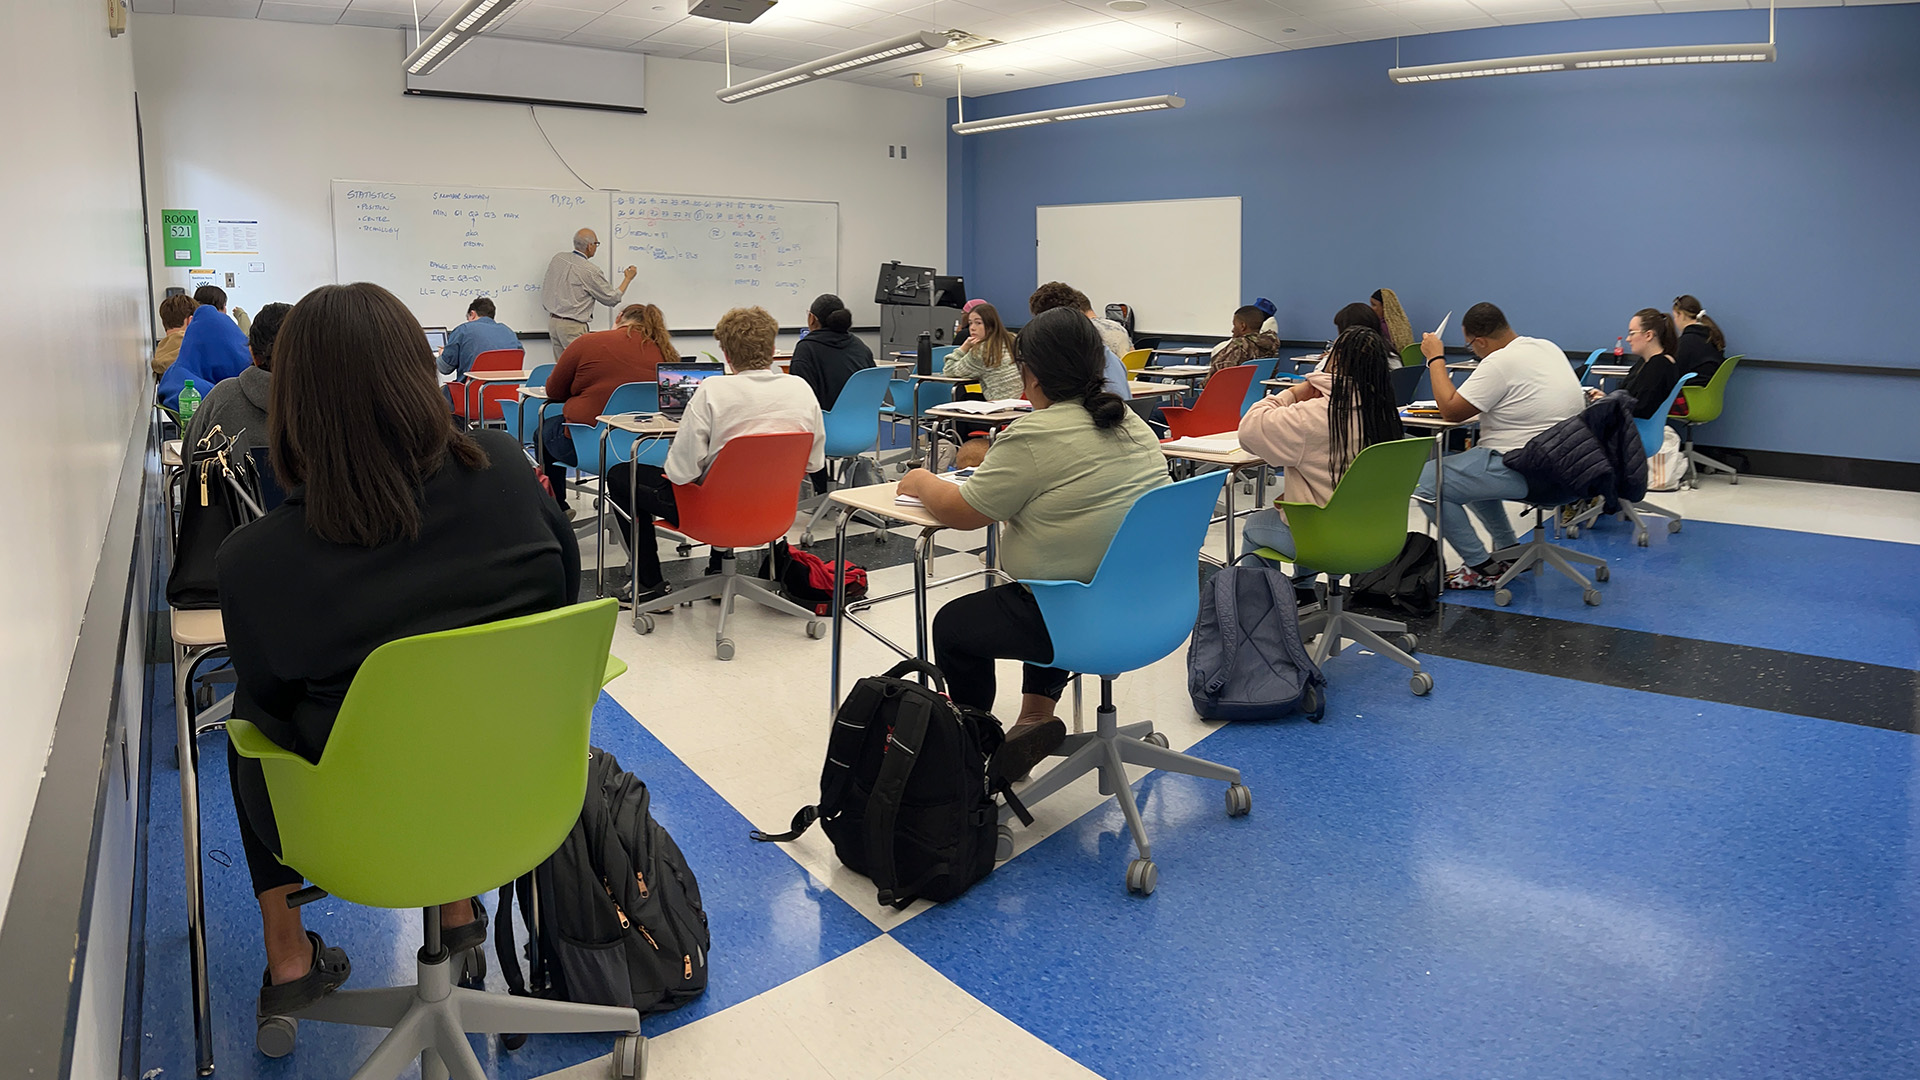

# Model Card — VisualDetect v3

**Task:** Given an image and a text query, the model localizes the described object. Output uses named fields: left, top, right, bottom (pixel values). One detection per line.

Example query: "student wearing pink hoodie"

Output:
left=1237, top=326, right=1404, bottom=564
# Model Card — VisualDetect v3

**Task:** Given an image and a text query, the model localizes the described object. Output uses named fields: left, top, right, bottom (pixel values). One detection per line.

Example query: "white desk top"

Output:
left=1141, top=364, right=1213, bottom=378
left=162, top=440, right=183, bottom=468
left=828, top=480, right=945, bottom=529
left=1589, top=364, right=1633, bottom=377
left=1160, top=437, right=1264, bottom=468
left=1127, top=381, right=1186, bottom=398
left=170, top=607, right=226, bottom=647
left=924, top=403, right=1030, bottom=424
left=518, top=386, right=549, bottom=400
left=1151, top=346, right=1214, bottom=357
left=466, top=369, right=530, bottom=383
left=597, top=413, right=681, bottom=436
left=1399, top=411, right=1474, bottom=430
left=1260, top=376, right=1306, bottom=389
left=907, top=373, right=970, bottom=383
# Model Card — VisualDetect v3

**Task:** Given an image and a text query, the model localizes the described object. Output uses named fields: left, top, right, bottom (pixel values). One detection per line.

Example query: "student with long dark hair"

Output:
left=1671, top=294, right=1727, bottom=387
left=899, top=308, right=1168, bottom=781
left=1239, top=326, right=1405, bottom=559
left=216, top=282, right=578, bottom=1026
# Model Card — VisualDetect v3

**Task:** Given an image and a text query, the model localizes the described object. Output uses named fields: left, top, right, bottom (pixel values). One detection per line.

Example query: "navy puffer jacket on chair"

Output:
left=1502, top=391, right=1648, bottom=512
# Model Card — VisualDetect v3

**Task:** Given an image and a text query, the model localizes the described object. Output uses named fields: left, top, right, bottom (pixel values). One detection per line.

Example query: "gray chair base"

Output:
left=1298, top=585, right=1432, bottom=696
left=799, top=457, right=888, bottom=545
left=1686, top=446, right=1738, bottom=486
left=998, top=678, right=1248, bottom=896
left=1490, top=508, right=1609, bottom=607
left=278, top=912, right=644, bottom=1080
left=633, top=550, right=825, bottom=659
left=1562, top=496, right=1683, bottom=546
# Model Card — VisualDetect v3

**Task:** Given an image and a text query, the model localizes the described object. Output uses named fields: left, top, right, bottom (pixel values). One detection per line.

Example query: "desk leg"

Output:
left=913, top=528, right=932, bottom=663
left=596, top=428, right=609, bottom=599
left=629, top=455, right=642, bottom=632
left=176, top=647, right=214, bottom=1077
left=909, top=389, right=923, bottom=469
left=1431, top=430, right=1447, bottom=601
left=831, top=508, right=849, bottom=719
left=1223, top=470, right=1238, bottom=564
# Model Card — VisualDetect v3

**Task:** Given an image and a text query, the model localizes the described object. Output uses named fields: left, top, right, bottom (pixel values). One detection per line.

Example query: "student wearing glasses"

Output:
left=1590, top=308, right=1680, bottom=420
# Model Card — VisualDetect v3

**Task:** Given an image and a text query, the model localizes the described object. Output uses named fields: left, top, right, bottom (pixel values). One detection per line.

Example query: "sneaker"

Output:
left=620, top=579, right=673, bottom=607
left=1444, top=561, right=1509, bottom=590
left=991, top=719, right=1066, bottom=785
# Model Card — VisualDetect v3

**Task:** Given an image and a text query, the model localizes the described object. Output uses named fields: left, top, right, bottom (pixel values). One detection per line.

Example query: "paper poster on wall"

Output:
left=187, top=268, right=219, bottom=292
left=162, top=209, right=200, bottom=267
left=206, top=219, right=261, bottom=255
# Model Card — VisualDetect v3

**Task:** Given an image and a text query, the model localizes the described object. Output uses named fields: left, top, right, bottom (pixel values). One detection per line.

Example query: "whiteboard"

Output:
left=609, top=192, right=838, bottom=330
left=332, top=181, right=612, bottom=331
left=1036, top=198, right=1241, bottom=336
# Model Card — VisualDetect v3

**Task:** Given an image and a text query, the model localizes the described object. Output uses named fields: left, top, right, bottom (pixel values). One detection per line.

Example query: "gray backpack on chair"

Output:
left=1188, top=559, right=1327, bottom=721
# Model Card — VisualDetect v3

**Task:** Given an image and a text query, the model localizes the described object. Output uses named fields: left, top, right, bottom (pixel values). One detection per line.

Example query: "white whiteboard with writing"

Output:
left=1037, top=197, right=1241, bottom=336
left=331, top=181, right=612, bottom=331
left=609, top=192, right=838, bottom=330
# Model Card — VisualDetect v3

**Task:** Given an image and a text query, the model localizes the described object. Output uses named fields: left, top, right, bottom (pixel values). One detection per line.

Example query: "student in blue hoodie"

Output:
left=158, top=302, right=253, bottom=410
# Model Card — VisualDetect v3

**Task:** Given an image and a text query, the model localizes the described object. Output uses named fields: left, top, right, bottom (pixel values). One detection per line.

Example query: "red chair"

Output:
left=633, top=431, right=821, bottom=660
left=1158, top=364, right=1256, bottom=439
left=450, top=348, right=525, bottom=423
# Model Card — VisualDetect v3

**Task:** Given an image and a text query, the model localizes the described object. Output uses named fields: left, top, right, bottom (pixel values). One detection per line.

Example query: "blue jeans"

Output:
left=539, top=410, right=577, bottom=505
left=1242, top=507, right=1295, bottom=559
left=1415, top=446, right=1527, bottom=567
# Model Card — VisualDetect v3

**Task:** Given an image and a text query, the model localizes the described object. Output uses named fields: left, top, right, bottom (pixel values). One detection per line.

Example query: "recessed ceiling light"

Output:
left=1282, top=27, right=1296, bottom=33
left=1107, top=0, right=1149, bottom=11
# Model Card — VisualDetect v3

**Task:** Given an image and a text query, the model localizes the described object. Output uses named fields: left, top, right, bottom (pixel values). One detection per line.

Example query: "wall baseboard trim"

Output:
left=1695, top=445, right=1920, bottom=492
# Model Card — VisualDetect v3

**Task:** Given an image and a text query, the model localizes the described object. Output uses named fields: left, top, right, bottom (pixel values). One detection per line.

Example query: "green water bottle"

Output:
left=178, top=378, right=201, bottom=424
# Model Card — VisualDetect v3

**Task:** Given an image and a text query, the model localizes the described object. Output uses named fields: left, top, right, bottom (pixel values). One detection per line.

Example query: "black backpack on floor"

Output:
left=495, top=746, right=709, bottom=1027
left=1188, top=558, right=1327, bottom=722
left=751, top=660, right=1029, bottom=909
left=1348, top=532, right=1440, bottom=617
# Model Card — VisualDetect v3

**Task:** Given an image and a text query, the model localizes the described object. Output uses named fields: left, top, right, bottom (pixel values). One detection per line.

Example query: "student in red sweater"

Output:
left=540, top=303, right=678, bottom=507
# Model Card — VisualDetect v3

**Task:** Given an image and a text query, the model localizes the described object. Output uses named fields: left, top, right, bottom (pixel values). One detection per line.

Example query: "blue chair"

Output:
left=499, top=398, right=529, bottom=455
left=1579, top=348, right=1608, bottom=388
left=799, top=367, right=895, bottom=543
left=1004, top=472, right=1248, bottom=896
left=1238, top=357, right=1280, bottom=414
left=931, top=345, right=956, bottom=372
left=1564, top=373, right=1694, bottom=546
left=879, top=378, right=955, bottom=462
left=527, top=362, right=555, bottom=387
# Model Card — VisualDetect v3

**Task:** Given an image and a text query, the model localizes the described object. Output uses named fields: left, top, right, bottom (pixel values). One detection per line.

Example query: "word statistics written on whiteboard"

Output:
left=609, top=192, right=837, bottom=329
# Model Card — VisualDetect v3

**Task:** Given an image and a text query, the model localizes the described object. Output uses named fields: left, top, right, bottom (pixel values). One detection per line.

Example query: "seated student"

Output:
left=1028, top=282, right=1133, bottom=401
left=944, top=301, right=1023, bottom=400
left=1592, top=308, right=1680, bottom=420
left=1212, top=304, right=1282, bottom=374
left=789, top=293, right=874, bottom=493
left=899, top=308, right=1169, bottom=781
left=152, top=293, right=197, bottom=378
left=1670, top=294, right=1727, bottom=390
left=1414, top=302, right=1585, bottom=589
left=216, top=282, right=576, bottom=1022
left=605, top=306, right=824, bottom=605
left=183, top=301, right=289, bottom=457
left=436, top=296, right=520, bottom=379
left=195, top=284, right=251, bottom=338
left=541, top=302, right=677, bottom=508
left=1254, top=296, right=1279, bottom=338
left=1082, top=295, right=1134, bottom=359
left=157, top=294, right=254, bottom=411
left=1372, top=288, right=1416, bottom=353
left=1239, top=325, right=1404, bottom=565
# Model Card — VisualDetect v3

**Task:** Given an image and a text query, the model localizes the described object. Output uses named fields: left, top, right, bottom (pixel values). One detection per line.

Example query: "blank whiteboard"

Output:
left=610, top=192, right=838, bottom=330
left=1036, top=198, right=1241, bottom=336
left=332, top=181, right=612, bottom=330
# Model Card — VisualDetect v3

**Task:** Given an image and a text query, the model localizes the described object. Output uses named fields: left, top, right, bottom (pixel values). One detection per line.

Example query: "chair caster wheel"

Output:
left=799, top=532, right=815, bottom=546
left=1595, top=565, right=1610, bottom=582
left=675, top=544, right=693, bottom=556
left=1409, top=671, right=1434, bottom=696
left=501, top=1032, right=528, bottom=1052
left=257, top=1014, right=297, bottom=1058
left=1144, top=731, right=1170, bottom=749
left=1668, top=520, right=1682, bottom=533
left=611, top=1032, right=647, bottom=1079
left=1494, top=589, right=1512, bottom=607
left=637, top=614, right=655, bottom=634
left=457, top=944, right=487, bottom=987
left=1583, top=589, right=1602, bottom=606
left=1396, top=634, right=1418, bottom=653
left=1635, top=531, right=1649, bottom=546
left=1729, top=474, right=1738, bottom=486
left=1225, top=783, right=1251, bottom=817
left=806, top=620, right=827, bottom=640
left=995, top=824, right=1014, bottom=862
left=715, top=638, right=735, bottom=661
left=1126, top=858, right=1157, bottom=896
left=1565, top=526, right=1579, bottom=540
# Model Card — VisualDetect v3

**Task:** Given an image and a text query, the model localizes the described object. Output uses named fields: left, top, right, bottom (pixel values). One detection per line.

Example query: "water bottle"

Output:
left=1613, top=337, right=1624, bottom=357
left=916, top=331, right=932, bottom=377
left=178, top=378, right=201, bottom=423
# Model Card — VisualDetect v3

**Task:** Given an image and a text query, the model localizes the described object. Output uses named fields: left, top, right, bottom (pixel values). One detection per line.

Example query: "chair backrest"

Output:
left=931, top=345, right=957, bottom=372
left=568, top=422, right=637, bottom=474
left=250, top=599, right=619, bottom=908
left=461, top=348, right=527, bottom=421
left=889, top=378, right=955, bottom=414
left=672, top=431, right=815, bottom=549
left=822, top=366, right=893, bottom=458
left=1120, top=348, right=1151, bottom=374
left=1026, top=473, right=1227, bottom=676
left=1280, top=437, right=1434, bottom=577
left=526, top=363, right=555, bottom=387
left=604, top=381, right=659, bottom=416
left=498, top=398, right=525, bottom=446
left=1239, top=357, right=1280, bottom=413
left=1679, top=354, right=1741, bottom=422
left=1632, top=373, right=1693, bottom=455
left=1399, top=343, right=1423, bottom=369
left=1165, top=364, right=1257, bottom=438
left=1389, top=366, right=1425, bottom=406
left=1580, top=348, right=1608, bottom=388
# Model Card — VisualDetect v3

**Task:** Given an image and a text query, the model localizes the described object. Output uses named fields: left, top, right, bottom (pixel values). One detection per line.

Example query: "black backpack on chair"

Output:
left=751, top=660, right=1029, bottom=909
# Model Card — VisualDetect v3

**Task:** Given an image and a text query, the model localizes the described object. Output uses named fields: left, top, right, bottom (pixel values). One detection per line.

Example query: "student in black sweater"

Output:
left=216, top=282, right=579, bottom=1023
left=788, top=293, right=874, bottom=493
left=1671, top=294, right=1728, bottom=390
left=1589, top=307, right=1681, bottom=419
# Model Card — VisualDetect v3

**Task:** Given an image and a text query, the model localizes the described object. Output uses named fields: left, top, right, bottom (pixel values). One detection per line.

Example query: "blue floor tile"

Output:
left=140, top=688, right=876, bottom=1079
left=894, top=651, right=1920, bottom=1080
left=1443, top=519, right=1920, bottom=669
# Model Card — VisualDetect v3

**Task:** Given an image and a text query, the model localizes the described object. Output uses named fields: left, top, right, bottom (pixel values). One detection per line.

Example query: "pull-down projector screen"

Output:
left=404, top=35, right=646, bottom=113
left=1036, top=197, right=1240, bottom=336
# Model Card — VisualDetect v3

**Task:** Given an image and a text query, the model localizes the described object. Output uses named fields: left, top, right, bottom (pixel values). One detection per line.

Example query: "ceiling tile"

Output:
left=1469, top=0, right=1574, bottom=12
left=1563, top=0, right=1662, bottom=12
left=130, top=0, right=176, bottom=11
left=501, top=5, right=604, bottom=30
left=337, top=6, right=419, bottom=25
left=1488, top=6, right=1577, bottom=20
left=174, top=0, right=264, bottom=14
left=642, top=16, right=729, bottom=42
left=573, top=12, right=676, bottom=38
left=1652, top=0, right=1749, bottom=10
left=1188, top=0, right=1300, bottom=24
left=258, top=0, right=348, bottom=20
left=492, top=22, right=581, bottom=38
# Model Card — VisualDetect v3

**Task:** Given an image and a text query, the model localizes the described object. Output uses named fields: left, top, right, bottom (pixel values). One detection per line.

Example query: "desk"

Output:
left=171, top=607, right=228, bottom=1077
left=455, top=369, right=530, bottom=425
left=1398, top=412, right=1476, bottom=595
left=595, top=413, right=680, bottom=600
left=1260, top=376, right=1306, bottom=391
left=1589, top=363, right=1633, bottom=385
left=1159, top=437, right=1269, bottom=564
left=1149, top=346, right=1213, bottom=360
left=517, top=385, right=552, bottom=461
left=1127, top=380, right=1187, bottom=401
left=1140, top=364, right=1212, bottom=381
left=924, top=402, right=1030, bottom=426
left=901, top=373, right=969, bottom=466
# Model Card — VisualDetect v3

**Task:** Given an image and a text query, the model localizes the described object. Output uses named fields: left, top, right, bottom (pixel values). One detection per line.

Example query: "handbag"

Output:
left=166, top=425, right=269, bottom=609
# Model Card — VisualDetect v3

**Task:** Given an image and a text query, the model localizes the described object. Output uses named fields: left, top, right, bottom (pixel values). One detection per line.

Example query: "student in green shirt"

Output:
left=898, top=307, right=1168, bottom=782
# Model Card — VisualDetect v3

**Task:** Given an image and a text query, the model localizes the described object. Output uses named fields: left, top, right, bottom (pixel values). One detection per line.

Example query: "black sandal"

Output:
left=258, top=930, right=351, bottom=1018
left=442, top=897, right=489, bottom=955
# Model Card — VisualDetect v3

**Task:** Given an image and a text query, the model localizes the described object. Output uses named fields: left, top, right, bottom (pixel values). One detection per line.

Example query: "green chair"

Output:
left=1399, top=343, right=1424, bottom=369
left=1253, top=437, right=1435, bottom=696
left=228, top=599, right=647, bottom=1080
left=1671, top=354, right=1742, bottom=486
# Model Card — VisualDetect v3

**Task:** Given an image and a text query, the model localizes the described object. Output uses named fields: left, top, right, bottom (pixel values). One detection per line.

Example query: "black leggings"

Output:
left=229, top=742, right=302, bottom=897
left=604, top=463, right=680, bottom=588
left=931, top=584, right=1072, bottom=713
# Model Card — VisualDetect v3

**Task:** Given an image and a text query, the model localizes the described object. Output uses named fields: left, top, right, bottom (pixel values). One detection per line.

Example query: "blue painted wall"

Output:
left=948, top=7, right=1920, bottom=463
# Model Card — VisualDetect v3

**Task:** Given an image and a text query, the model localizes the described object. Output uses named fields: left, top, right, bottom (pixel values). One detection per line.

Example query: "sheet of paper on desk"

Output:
left=938, top=399, right=1032, bottom=415
left=895, top=469, right=973, bottom=505
left=1160, top=436, right=1243, bottom=454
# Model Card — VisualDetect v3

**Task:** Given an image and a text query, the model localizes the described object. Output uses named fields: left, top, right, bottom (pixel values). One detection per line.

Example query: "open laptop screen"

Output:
left=422, top=327, right=448, bottom=353
left=656, top=362, right=726, bottom=414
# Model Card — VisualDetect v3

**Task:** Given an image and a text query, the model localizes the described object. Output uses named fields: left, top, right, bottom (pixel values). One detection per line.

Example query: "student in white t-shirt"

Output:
left=1414, top=302, right=1585, bottom=589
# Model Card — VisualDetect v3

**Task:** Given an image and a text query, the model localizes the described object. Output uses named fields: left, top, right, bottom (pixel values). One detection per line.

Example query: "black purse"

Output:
left=166, top=425, right=268, bottom=609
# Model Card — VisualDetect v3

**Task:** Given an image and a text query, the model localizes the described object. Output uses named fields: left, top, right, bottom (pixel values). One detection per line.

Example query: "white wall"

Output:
left=131, top=16, right=948, bottom=332
left=0, top=0, right=150, bottom=925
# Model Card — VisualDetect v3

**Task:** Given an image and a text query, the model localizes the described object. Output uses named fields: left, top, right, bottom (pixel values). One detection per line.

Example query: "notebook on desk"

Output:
left=656, top=362, right=725, bottom=417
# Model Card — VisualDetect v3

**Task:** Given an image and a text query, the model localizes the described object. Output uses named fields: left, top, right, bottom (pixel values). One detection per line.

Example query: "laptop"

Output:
left=422, top=326, right=449, bottom=353
left=656, top=361, right=726, bottom=417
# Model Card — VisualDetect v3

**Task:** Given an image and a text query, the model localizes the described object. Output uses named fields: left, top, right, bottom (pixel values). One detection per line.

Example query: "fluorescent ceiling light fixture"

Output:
left=1389, top=42, right=1775, bottom=84
left=403, top=0, right=526, bottom=75
left=716, top=31, right=950, bottom=102
left=951, top=94, right=1184, bottom=135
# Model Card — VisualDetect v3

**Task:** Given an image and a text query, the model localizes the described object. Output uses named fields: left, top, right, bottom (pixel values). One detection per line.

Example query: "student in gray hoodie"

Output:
left=184, top=302, right=289, bottom=458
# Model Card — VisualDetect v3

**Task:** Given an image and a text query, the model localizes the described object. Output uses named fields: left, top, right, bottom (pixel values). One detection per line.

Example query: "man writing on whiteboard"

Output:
left=541, top=228, right=636, bottom=360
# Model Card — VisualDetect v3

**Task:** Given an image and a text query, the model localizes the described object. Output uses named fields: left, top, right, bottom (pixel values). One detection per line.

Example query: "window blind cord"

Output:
left=529, top=105, right=595, bottom=190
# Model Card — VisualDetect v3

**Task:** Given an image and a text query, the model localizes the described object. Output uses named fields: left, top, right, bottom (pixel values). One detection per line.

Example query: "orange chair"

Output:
left=1158, top=364, right=1256, bottom=439
left=450, top=347, right=525, bottom=423
left=632, top=431, right=823, bottom=660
